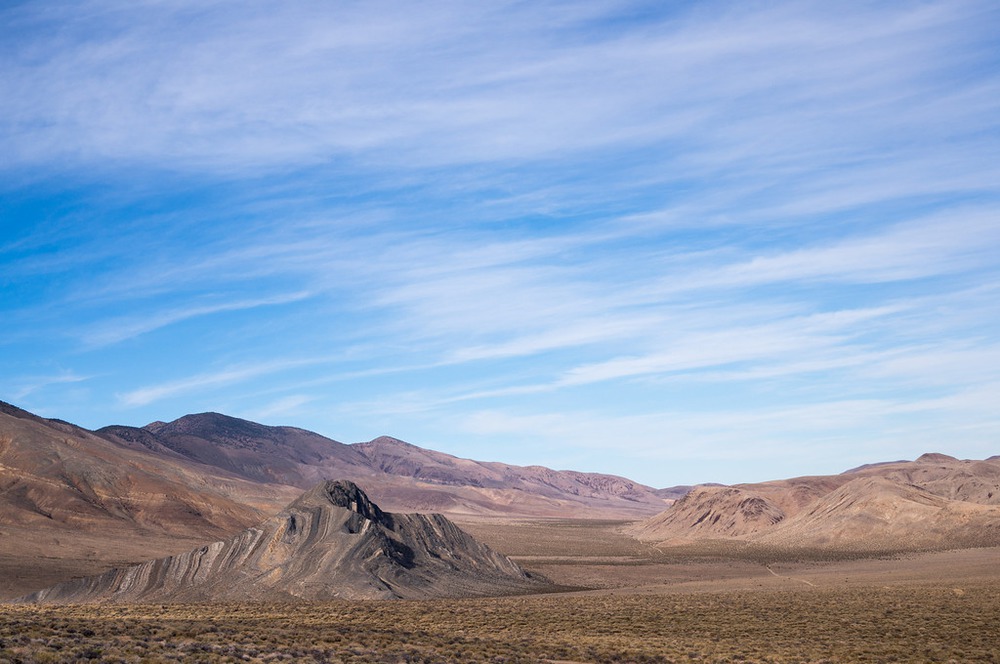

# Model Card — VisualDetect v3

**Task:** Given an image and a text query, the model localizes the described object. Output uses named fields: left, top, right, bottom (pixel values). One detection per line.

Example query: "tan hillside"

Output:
left=19, top=480, right=550, bottom=603
left=632, top=454, right=1000, bottom=552
left=876, top=453, right=1000, bottom=505
left=757, top=476, right=1000, bottom=551
left=629, top=486, right=786, bottom=542
left=0, top=401, right=300, bottom=598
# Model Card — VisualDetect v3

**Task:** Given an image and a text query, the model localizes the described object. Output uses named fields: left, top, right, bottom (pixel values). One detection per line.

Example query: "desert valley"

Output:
left=5, top=1, right=999, bottom=661
left=1, top=399, right=999, bottom=662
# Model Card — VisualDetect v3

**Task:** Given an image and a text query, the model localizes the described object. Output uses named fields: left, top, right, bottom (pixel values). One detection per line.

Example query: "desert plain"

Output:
left=2, top=518, right=999, bottom=663
left=3, top=405, right=1000, bottom=662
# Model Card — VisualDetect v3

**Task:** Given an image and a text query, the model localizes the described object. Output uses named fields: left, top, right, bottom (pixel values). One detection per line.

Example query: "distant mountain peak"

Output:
left=366, top=435, right=412, bottom=446
left=142, top=420, right=168, bottom=433
left=915, top=452, right=959, bottom=464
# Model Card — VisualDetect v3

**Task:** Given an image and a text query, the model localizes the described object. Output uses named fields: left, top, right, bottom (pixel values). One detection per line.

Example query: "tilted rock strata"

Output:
left=20, top=480, right=549, bottom=603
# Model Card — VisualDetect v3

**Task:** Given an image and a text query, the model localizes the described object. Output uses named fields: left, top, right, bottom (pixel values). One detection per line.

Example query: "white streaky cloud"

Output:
left=2, top=0, right=999, bottom=482
left=857, top=343, right=1000, bottom=388
left=560, top=343, right=804, bottom=389
left=82, top=291, right=313, bottom=346
left=118, top=357, right=339, bottom=407
left=0, top=2, right=991, bottom=174
left=308, top=299, right=950, bottom=415
left=639, top=207, right=1000, bottom=298
left=318, top=304, right=916, bottom=411
left=10, top=371, right=92, bottom=401
left=246, top=395, right=315, bottom=423
left=446, top=312, right=667, bottom=363
left=553, top=305, right=903, bottom=388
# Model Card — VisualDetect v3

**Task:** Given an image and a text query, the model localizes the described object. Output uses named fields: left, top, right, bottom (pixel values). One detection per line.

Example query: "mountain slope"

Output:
left=0, top=401, right=300, bottom=598
left=20, top=480, right=550, bottom=603
left=355, top=435, right=668, bottom=514
left=632, top=454, right=1000, bottom=552
left=111, top=413, right=375, bottom=486
left=755, top=476, right=1000, bottom=551
left=0, top=403, right=297, bottom=535
left=99, top=413, right=671, bottom=518
left=629, top=486, right=786, bottom=542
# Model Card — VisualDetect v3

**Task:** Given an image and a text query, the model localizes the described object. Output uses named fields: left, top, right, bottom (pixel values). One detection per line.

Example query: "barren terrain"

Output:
left=3, top=403, right=999, bottom=661
left=21, top=481, right=548, bottom=603
left=3, top=518, right=999, bottom=662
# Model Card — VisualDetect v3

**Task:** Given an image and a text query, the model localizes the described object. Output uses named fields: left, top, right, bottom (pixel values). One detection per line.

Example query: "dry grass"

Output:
left=457, top=519, right=648, bottom=558
left=3, top=583, right=1000, bottom=663
left=5, top=519, right=1000, bottom=662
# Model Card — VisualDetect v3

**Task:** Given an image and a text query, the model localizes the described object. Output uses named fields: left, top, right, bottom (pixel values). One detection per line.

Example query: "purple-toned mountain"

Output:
left=1, top=402, right=673, bottom=598
left=97, top=413, right=673, bottom=519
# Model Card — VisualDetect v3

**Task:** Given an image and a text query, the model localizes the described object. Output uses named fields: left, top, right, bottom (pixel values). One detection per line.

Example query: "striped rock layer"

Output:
left=21, top=480, right=548, bottom=602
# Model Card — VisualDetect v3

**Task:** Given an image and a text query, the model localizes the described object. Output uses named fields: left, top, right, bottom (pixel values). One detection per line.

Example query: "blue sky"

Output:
left=2, top=1, right=999, bottom=487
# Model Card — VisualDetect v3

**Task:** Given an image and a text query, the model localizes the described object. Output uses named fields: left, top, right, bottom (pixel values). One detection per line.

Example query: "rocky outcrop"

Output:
left=19, top=480, right=550, bottom=603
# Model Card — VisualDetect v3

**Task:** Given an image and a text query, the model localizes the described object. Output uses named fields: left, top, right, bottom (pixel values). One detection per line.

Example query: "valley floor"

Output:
left=3, top=582, right=999, bottom=663
left=3, top=519, right=1000, bottom=663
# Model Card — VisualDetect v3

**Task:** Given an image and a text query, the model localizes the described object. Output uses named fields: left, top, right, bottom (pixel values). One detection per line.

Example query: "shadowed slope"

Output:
left=19, top=480, right=550, bottom=603
left=102, top=413, right=373, bottom=487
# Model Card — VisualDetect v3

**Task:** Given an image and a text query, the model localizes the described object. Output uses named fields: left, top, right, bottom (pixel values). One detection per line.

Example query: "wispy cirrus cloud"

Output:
left=3, top=1, right=1000, bottom=485
left=118, top=357, right=339, bottom=407
left=2, top=1, right=996, bottom=180
left=8, top=371, right=93, bottom=401
left=82, top=291, right=313, bottom=347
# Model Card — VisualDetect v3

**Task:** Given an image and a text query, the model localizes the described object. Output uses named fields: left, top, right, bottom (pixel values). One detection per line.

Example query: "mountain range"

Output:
left=0, top=401, right=672, bottom=598
left=96, top=410, right=678, bottom=518
left=3, top=399, right=999, bottom=601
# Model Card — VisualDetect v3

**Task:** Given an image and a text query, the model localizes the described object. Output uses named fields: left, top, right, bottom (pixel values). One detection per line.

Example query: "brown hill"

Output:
left=19, top=480, right=550, bottom=603
left=0, top=402, right=300, bottom=598
left=755, top=476, right=1000, bottom=552
left=630, top=486, right=786, bottom=543
left=875, top=453, right=1000, bottom=505
left=99, top=413, right=671, bottom=519
left=632, top=454, right=1000, bottom=552
left=107, top=413, right=374, bottom=486
left=0, top=406, right=276, bottom=535
left=354, top=435, right=669, bottom=517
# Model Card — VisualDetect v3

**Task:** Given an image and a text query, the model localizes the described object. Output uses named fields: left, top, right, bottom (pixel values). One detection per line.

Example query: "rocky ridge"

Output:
left=19, top=480, right=550, bottom=603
